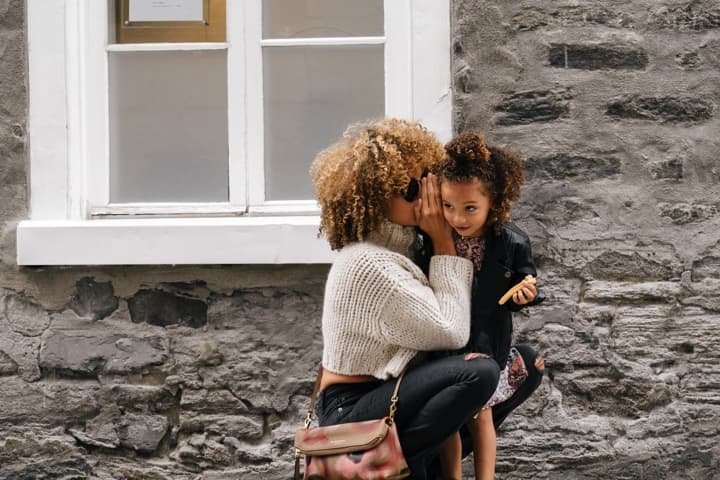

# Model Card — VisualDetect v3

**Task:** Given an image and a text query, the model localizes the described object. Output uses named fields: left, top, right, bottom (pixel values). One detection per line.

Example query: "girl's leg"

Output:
left=468, top=408, right=496, bottom=480
left=438, top=431, right=462, bottom=480
left=320, top=354, right=500, bottom=478
left=491, top=344, right=544, bottom=429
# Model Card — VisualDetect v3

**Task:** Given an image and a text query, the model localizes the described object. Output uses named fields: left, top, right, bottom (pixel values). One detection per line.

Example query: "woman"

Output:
left=310, top=118, right=500, bottom=479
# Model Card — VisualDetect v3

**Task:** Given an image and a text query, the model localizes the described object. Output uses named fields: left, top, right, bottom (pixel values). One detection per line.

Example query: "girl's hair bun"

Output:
left=445, top=131, right=491, bottom=163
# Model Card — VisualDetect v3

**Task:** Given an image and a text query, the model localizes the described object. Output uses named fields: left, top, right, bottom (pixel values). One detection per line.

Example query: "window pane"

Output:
left=263, top=0, right=383, bottom=38
left=109, top=51, right=228, bottom=203
left=263, top=45, right=384, bottom=201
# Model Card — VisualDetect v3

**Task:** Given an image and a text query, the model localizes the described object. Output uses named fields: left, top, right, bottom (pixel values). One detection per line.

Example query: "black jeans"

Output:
left=316, top=354, right=500, bottom=480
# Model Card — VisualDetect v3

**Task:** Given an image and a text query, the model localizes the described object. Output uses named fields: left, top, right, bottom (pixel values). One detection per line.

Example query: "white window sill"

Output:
left=17, top=217, right=335, bottom=265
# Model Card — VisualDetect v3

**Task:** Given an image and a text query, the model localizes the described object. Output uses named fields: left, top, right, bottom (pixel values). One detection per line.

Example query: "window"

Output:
left=18, top=0, right=452, bottom=265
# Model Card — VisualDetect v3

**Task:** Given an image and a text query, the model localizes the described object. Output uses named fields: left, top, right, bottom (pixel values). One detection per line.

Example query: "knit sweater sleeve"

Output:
left=377, top=254, right=473, bottom=351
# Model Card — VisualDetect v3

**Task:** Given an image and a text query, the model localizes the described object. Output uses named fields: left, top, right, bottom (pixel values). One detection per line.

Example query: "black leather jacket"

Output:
left=468, top=223, right=545, bottom=366
left=416, top=223, right=545, bottom=367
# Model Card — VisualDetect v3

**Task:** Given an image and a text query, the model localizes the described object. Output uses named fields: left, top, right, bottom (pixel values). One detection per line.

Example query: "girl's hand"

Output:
left=512, top=275, right=537, bottom=305
left=415, top=174, right=455, bottom=255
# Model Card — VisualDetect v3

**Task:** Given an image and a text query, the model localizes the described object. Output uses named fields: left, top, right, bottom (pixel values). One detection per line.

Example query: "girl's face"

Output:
left=440, top=179, right=491, bottom=238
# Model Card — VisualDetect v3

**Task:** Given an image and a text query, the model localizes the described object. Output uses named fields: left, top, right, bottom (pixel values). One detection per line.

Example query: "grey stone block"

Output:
left=692, top=255, right=720, bottom=281
left=0, top=376, right=101, bottom=425
left=3, top=294, right=51, bottom=337
left=512, top=6, right=631, bottom=32
left=128, top=289, right=207, bottom=328
left=583, top=281, right=683, bottom=304
left=658, top=202, right=720, bottom=225
left=585, top=251, right=680, bottom=281
left=548, top=44, right=648, bottom=70
left=179, top=414, right=264, bottom=440
left=173, top=434, right=234, bottom=468
left=606, top=95, right=714, bottom=122
left=108, top=383, right=178, bottom=412
left=676, top=50, right=703, bottom=69
left=652, top=3, right=720, bottom=31
left=69, top=405, right=122, bottom=449
left=495, top=88, right=573, bottom=125
left=0, top=458, right=91, bottom=480
left=648, top=157, right=683, bottom=180
left=68, top=277, right=119, bottom=320
left=39, top=314, right=169, bottom=378
left=525, top=154, right=621, bottom=180
left=117, top=413, right=169, bottom=453
left=0, top=349, right=18, bottom=375
left=180, top=388, right=249, bottom=415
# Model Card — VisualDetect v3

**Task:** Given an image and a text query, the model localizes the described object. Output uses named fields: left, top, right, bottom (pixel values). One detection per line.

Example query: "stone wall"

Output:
left=0, top=265, right=328, bottom=479
left=453, top=0, right=720, bottom=478
left=1, top=0, right=719, bottom=479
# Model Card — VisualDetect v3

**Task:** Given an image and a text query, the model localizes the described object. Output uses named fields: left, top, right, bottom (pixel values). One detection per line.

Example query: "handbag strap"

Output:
left=303, top=366, right=406, bottom=429
left=304, top=366, right=325, bottom=428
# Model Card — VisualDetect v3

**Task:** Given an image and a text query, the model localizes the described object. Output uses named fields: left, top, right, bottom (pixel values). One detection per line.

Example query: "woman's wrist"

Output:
left=431, top=239, right=456, bottom=256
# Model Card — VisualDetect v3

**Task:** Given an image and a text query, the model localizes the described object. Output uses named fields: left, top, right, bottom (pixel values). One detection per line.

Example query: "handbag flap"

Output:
left=295, top=417, right=390, bottom=455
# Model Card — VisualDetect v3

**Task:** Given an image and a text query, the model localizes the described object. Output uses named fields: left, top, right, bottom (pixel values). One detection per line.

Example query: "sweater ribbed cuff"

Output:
left=429, top=255, right=473, bottom=287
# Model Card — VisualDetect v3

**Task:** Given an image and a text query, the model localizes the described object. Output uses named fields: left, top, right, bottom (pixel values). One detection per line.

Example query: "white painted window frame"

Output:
left=18, top=0, right=452, bottom=265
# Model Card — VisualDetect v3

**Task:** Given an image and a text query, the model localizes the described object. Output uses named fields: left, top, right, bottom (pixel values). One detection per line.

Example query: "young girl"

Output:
left=424, top=132, right=546, bottom=479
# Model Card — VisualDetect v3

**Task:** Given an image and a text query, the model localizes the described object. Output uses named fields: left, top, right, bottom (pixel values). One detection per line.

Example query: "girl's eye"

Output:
left=465, top=206, right=476, bottom=212
left=443, top=203, right=452, bottom=209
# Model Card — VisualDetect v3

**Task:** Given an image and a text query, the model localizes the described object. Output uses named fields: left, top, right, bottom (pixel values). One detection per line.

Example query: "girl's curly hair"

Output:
left=434, top=131, right=524, bottom=235
left=310, top=118, right=445, bottom=250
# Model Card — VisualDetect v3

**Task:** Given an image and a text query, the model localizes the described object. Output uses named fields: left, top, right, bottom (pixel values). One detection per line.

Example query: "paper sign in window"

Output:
left=128, top=0, right=204, bottom=22
left=115, top=0, right=225, bottom=43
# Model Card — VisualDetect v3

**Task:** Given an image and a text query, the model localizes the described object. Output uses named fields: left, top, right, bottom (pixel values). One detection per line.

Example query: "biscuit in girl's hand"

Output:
left=498, top=277, right=537, bottom=305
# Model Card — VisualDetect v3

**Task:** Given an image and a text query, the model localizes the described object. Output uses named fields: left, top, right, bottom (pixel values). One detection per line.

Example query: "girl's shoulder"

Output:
left=492, top=222, right=531, bottom=246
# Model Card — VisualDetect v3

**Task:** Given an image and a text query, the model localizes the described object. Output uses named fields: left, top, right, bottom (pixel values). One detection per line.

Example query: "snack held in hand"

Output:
left=498, top=277, right=537, bottom=305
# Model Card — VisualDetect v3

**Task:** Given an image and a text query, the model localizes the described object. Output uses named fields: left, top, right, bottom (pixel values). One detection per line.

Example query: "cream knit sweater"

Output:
left=321, top=221, right=474, bottom=379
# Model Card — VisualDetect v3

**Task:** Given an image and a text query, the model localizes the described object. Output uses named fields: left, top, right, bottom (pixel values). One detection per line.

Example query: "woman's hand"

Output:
left=415, top=174, right=455, bottom=255
left=512, top=275, right=538, bottom=305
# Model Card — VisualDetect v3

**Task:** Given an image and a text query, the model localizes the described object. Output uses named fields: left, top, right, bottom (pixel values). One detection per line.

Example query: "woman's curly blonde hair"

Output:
left=310, top=118, right=445, bottom=250
left=434, top=131, right=524, bottom=235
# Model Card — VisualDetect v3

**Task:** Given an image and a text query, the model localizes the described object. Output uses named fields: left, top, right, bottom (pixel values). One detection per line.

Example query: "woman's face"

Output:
left=386, top=166, right=423, bottom=226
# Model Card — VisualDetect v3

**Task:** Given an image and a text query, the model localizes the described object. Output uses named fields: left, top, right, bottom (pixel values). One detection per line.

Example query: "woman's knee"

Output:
left=463, top=357, right=500, bottom=397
